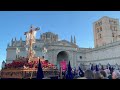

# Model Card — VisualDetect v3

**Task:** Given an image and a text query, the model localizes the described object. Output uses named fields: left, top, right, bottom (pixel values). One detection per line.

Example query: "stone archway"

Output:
left=57, top=51, right=68, bottom=69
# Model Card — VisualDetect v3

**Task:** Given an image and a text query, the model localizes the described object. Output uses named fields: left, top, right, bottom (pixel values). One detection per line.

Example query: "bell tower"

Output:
left=93, top=16, right=120, bottom=48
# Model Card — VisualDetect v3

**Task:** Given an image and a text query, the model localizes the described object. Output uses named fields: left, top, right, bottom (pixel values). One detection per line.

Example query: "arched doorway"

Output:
left=57, top=51, right=68, bottom=69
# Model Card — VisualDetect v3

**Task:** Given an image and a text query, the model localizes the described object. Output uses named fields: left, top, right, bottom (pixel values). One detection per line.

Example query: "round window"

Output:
left=80, top=56, right=82, bottom=59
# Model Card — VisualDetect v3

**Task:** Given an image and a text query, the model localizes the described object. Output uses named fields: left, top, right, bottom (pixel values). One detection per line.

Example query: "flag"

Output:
left=60, top=60, right=67, bottom=72
left=66, top=61, right=73, bottom=79
left=36, top=59, right=44, bottom=79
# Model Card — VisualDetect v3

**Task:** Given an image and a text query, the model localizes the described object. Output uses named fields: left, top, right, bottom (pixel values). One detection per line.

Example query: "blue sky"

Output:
left=0, top=11, right=120, bottom=68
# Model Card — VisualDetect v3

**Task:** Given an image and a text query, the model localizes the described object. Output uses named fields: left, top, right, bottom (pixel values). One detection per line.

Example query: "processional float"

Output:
left=1, top=25, right=59, bottom=79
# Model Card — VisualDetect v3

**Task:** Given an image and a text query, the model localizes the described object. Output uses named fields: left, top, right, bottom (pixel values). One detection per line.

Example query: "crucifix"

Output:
left=24, top=25, right=40, bottom=62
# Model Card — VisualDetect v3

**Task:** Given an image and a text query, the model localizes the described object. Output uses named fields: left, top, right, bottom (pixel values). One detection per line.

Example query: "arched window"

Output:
left=100, top=27, right=102, bottom=31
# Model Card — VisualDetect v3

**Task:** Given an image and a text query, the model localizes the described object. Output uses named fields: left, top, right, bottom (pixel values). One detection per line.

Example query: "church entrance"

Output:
left=57, top=51, right=68, bottom=70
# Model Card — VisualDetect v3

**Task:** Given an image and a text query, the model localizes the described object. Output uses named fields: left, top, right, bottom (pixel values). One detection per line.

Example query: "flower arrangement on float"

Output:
left=4, top=58, right=56, bottom=70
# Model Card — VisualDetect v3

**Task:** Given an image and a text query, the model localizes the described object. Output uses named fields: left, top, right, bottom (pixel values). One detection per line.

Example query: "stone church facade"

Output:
left=5, top=16, right=120, bottom=68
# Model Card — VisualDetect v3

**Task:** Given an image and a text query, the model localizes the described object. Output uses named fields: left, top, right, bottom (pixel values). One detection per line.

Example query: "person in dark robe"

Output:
left=79, top=66, right=84, bottom=77
left=65, top=61, right=73, bottom=79
left=36, top=59, right=44, bottom=79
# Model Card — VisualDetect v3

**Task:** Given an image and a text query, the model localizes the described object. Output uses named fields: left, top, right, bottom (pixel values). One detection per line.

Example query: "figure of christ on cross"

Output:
left=24, top=25, right=40, bottom=62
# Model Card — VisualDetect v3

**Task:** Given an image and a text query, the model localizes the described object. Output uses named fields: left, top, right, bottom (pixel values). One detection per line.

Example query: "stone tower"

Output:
left=40, top=32, right=58, bottom=43
left=93, top=16, right=120, bottom=48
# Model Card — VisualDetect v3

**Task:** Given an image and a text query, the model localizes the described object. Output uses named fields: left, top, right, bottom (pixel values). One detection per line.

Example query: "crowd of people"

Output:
left=59, top=63, right=120, bottom=79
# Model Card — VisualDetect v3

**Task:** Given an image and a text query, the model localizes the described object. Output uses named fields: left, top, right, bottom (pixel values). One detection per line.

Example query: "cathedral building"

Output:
left=4, top=16, right=120, bottom=69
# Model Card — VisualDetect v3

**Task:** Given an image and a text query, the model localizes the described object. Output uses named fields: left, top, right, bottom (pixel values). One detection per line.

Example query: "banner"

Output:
left=60, top=60, right=67, bottom=71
